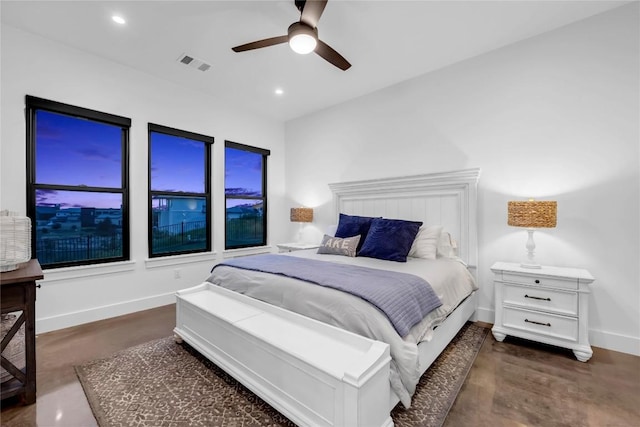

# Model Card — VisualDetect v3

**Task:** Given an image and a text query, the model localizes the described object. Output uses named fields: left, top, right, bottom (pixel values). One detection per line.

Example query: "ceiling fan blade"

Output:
left=315, top=39, right=351, bottom=70
left=300, top=0, right=327, bottom=28
left=232, top=35, right=288, bottom=52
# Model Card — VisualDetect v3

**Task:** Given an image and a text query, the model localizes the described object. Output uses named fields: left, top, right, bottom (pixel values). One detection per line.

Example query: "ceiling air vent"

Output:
left=177, top=53, right=211, bottom=72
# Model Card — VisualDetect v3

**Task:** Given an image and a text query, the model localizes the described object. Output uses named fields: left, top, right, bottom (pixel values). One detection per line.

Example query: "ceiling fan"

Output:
left=231, top=0, right=351, bottom=71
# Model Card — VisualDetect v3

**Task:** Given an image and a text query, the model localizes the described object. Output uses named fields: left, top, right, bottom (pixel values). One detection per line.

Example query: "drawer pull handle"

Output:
left=525, top=319, right=551, bottom=327
left=535, top=279, right=540, bottom=284
left=524, top=294, right=551, bottom=301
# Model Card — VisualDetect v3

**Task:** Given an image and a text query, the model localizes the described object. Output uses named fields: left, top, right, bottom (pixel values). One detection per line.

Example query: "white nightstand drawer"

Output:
left=501, top=272, right=578, bottom=290
left=502, top=284, right=578, bottom=317
left=502, top=307, right=578, bottom=342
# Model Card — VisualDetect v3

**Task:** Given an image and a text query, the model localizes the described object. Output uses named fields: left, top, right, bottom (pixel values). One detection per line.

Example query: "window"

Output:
left=26, top=96, right=131, bottom=269
left=148, top=124, right=212, bottom=257
left=225, top=141, right=270, bottom=249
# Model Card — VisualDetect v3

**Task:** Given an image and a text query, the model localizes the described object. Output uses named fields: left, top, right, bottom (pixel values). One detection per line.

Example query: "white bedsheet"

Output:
left=206, top=250, right=477, bottom=407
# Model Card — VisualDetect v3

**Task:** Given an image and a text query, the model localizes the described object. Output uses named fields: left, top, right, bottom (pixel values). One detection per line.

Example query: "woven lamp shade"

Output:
left=290, top=207, right=313, bottom=223
left=508, top=200, right=557, bottom=228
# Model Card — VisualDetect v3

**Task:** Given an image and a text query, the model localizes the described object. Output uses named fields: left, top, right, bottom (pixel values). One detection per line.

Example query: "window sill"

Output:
left=41, top=260, right=137, bottom=283
left=145, top=251, right=217, bottom=269
left=222, top=245, right=274, bottom=258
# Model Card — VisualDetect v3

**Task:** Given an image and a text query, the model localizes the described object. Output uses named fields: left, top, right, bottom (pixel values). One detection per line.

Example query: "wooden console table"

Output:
left=1, top=259, right=42, bottom=404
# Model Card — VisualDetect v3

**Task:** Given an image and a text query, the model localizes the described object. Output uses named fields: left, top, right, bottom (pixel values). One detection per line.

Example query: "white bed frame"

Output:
left=174, top=168, right=480, bottom=427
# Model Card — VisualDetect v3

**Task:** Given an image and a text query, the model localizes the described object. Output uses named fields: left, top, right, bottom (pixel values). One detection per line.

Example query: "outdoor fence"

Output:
left=226, top=216, right=264, bottom=247
left=36, top=234, right=123, bottom=265
left=35, top=217, right=262, bottom=264
left=152, top=220, right=207, bottom=254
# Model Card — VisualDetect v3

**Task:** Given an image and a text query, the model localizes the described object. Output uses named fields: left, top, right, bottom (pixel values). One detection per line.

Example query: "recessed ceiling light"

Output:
left=275, top=88, right=284, bottom=96
left=112, top=15, right=126, bottom=25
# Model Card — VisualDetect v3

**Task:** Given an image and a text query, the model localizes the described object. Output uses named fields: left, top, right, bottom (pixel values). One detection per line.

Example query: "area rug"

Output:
left=75, top=322, right=488, bottom=427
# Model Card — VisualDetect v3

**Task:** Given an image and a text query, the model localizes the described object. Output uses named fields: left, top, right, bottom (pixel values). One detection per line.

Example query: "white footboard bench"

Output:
left=174, top=282, right=393, bottom=427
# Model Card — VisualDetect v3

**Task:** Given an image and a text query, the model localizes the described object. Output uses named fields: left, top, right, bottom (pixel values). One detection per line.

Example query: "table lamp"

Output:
left=508, top=200, right=557, bottom=268
left=290, top=207, right=313, bottom=242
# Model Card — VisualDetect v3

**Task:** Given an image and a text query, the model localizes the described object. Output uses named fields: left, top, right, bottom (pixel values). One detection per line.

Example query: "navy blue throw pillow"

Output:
left=334, top=213, right=376, bottom=253
left=358, top=218, right=423, bottom=262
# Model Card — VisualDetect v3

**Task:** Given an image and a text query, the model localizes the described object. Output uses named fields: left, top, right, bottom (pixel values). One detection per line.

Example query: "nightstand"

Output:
left=1, top=259, right=43, bottom=404
left=491, top=261, right=594, bottom=362
left=277, top=242, right=320, bottom=253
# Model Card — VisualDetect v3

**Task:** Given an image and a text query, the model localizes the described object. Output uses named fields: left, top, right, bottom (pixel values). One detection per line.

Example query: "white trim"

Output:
left=40, top=260, right=136, bottom=283
left=222, top=245, right=274, bottom=258
left=36, top=291, right=175, bottom=334
left=145, top=251, right=217, bottom=269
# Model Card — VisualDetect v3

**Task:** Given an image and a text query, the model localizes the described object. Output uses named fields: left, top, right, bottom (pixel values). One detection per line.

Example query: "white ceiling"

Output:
left=1, top=1, right=628, bottom=122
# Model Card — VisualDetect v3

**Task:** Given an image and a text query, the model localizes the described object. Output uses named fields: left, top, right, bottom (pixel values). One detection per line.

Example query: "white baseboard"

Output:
left=589, top=328, right=640, bottom=357
left=474, top=306, right=494, bottom=324
left=35, top=292, right=176, bottom=335
left=474, top=306, right=639, bottom=357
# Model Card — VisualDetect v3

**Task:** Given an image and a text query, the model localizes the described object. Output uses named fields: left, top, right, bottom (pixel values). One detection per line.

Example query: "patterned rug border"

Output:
left=75, top=322, right=488, bottom=427
left=390, top=322, right=488, bottom=426
left=76, top=363, right=111, bottom=427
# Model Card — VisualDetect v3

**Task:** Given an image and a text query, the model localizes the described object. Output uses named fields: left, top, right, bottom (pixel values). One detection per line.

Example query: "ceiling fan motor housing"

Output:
left=288, top=22, right=318, bottom=40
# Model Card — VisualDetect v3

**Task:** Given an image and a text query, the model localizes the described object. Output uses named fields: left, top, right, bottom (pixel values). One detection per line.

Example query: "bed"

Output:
left=174, top=168, right=480, bottom=427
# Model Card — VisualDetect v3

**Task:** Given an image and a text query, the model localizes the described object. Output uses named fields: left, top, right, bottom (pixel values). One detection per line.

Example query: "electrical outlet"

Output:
left=173, top=269, right=181, bottom=279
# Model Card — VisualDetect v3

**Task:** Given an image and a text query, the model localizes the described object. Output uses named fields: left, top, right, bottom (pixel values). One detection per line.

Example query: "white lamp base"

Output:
left=521, top=229, right=542, bottom=269
left=296, top=223, right=304, bottom=243
left=520, top=262, right=542, bottom=269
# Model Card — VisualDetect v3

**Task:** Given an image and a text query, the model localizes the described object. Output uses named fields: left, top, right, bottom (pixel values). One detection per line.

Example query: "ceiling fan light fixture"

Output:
left=289, top=34, right=316, bottom=54
left=288, top=22, right=317, bottom=55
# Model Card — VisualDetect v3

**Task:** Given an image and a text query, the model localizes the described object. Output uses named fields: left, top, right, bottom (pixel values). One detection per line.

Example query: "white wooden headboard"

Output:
left=328, top=168, right=480, bottom=274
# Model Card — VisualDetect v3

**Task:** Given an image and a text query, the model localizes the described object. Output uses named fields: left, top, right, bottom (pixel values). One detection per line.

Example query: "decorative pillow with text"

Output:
left=317, top=234, right=361, bottom=257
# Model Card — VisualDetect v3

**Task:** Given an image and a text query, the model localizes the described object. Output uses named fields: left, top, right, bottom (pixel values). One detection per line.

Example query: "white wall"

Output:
left=284, top=4, right=640, bottom=355
left=1, top=26, right=288, bottom=333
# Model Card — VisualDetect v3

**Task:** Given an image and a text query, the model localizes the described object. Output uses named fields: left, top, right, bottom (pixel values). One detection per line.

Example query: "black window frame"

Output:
left=148, top=123, right=213, bottom=258
left=25, top=95, right=131, bottom=269
left=224, top=140, right=270, bottom=250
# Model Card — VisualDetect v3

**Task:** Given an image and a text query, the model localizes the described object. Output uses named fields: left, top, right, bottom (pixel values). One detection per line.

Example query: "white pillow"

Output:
left=325, top=224, right=338, bottom=237
left=408, top=225, right=443, bottom=259
left=437, top=231, right=457, bottom=258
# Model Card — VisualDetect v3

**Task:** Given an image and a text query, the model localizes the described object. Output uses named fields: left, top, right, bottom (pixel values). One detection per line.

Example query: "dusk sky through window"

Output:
left=36, top=189, right=122, bottom=209
left=225, top=147, right=262, bottom=196
left=36, top=110, right=121, bottom=188
left=150, top=131, right=205, bottom=193
left=35, top=110, right=123, bottom=209
left=35, top=110, right=263, bottom=211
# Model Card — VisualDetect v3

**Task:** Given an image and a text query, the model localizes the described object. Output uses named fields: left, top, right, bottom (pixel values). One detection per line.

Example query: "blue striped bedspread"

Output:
left=214, top=254, right=442, bottom=337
